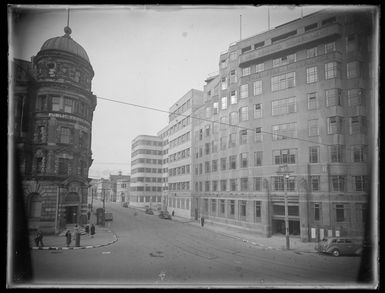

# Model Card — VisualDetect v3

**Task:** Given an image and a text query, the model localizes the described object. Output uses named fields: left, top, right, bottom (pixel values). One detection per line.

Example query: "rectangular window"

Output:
left=60, top=127, right=71, bottom=144
left=331, top=176, right=346, bottom=192
left=212, top=159, right=218, bottom=172
left=255, top=201, right=261, bottom=222
left=220, top=158, right=226, bottom=170
left=325, top=62, right=338, bottom=79
left=254, top=151, right=263, bottom=166
left=58, top=158, right=70, bottom=175
left=254, top=104, right=262, bottom=119
left=230, top=70, right=237, bottom=83
left=64, top=97, right=74, bottom=113
left=273, top=53, right=296, bottom=67
left=328, top=116, right=343, bottom=134
left=352, top=145, right=367, bottom=162
left=242, top=67, right=250, bottom=76
left=205, top=161, right=210, bottom=173
left=307, top=47, right=318, bottom=58
left=52, top=96, right=61, bottom=111
left=212, top=180, right=218, bottom=192
left=255, top=127, right=262, bottom=142
left=354, top=176, right=368, bottom=192
left=229, top=200, right=235, bottom=216
left=205, top=142, right=210, bottom=155
left=240, top=84, right=248, bottom=99
left=221, top=97, right=228, bottom=109
left=314, top=203, right=320, bottom=221
left=336, top=204, right=345, bottom=222
left=253, top=80, right=263, bottom=96
left=348, top=89, right=364, bottom=106
left=308, top=119, right=319, bottom=136
left=325, top=41, right=336, bottom=53
left=241, top=46, right=252, bottom=54
left=347, top=61, right=360, bottom=79
left=273, top=148, right=297, bottom=165
left=230, top=179, right=237, bottom=191
left=229, top=133, right=236, bottom=147
left=211, top=199, right=217, bottom=214
left=36, top=95, right=47, bottom=111
left=306, top=66, right=318, bottom=83
left=254, top=177, right=262, bottom=191
left=229, top=155, right=236, bottom=170
left=240, top=153, right=248, bottom=168
left=350, top=116, right=366, bottom=134
left=272, top=122, right=297, bottom=140
left=239, top=129, right=247, bottom=144
left=240, top=178, right=248, bottom=191
left=220, top=179, right=227, bottom=191
left=205, top=181, right=210, bottom=192
left=346, top=34, right=357, bottom=53
left=239, top=106, right=248, bottom=121
left=271, top=72, right=296, bottom=92
left=271, top=176, right=284, bottom=191
left=326, top=88, right=342, bottom=107
left=307, top=92, right=318, bottom=110
left=213, top=102, right=219, bottom=114
left=329, top=144, right=345, bottom=163
left=272, top=97, right=296, bottom=116
left=230, top=90, right=237, bottom=104
left=239, top=200, right=247, bottom=219
left=220, top=136, right=227, bottom=150
left=255, top=63, right=264, bottom=73
left=311, top=176, right=320, bottom=191
left=221, top=77, right=227, bottom=90
left=309, top=146, right=320, bottom=163
left=220, top=199, right=225, bottom=215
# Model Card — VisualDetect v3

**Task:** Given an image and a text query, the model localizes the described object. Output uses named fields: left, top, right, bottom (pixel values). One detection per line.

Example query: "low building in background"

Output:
left=116, top=176, right=131, bottom=203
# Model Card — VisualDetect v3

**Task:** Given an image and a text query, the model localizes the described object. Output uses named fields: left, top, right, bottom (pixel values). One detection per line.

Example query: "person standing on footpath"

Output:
left=35, top=229, right=44, bottom=247
left=65, top=230, right=72, bottom=247
left=201, top=216, right=205, bottom=227
left=90, top=224, right=95, bottom=238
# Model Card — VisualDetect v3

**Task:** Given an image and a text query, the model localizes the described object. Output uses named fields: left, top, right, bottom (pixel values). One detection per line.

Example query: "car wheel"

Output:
left=332, top=249, right=340, bottom=257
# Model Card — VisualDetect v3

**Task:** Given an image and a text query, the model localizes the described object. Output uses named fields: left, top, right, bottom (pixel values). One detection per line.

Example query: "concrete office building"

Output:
left=157, top=125, right=170, bottom=210
left=130, top=135, right=164, bottom=208
left=166, top=89, right=204, bottom=219
left=11, top=25, right=97, bottom=234
left=109, top=171, right=131, bottom=202
left=192, top=8, right=376, bottom=241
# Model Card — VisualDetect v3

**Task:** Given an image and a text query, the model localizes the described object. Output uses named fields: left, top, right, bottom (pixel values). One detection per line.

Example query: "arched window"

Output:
left=29, top=193, right=42, bottom=218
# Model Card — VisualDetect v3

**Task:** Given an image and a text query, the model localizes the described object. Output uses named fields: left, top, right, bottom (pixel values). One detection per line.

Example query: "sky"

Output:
left=10, top=4, right=327, bottom=179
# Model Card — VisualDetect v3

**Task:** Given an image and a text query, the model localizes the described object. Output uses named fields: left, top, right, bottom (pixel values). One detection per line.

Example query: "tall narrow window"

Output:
left=314, top=203, right=320, bottom=221
left=325, top=42, right=336, bottom=53
left=311, top=176, right=320, bottom=192
left=254, top=104, right=262, bottom=119
left=255, top=63, right=264, bottom=73
left=254, top=151, right=263, bottom=166
left=239, top=106, right=249, bottom=121
left=242, top=67, right=250, bottom=76
left=335, top=204, right=345, bottom=222
left=221, top=97, right=228, bottom=109
left=325, top=62, right=338, bottom=79
left=309, top=146, right=320, bottom=163
left=52, top=96, right=61, bottom=111
left=329, top=144, right=345, bottom=163
left=307, top=47, right=318, bottom=58
left=326, top=88, right=342, bottom=107
left=240, top=84, right=248, bottom=99
left=239, top=129, right=247, bottom=144
left=240, top=153, right=248, bottom=168
left=60, top=127, right=71, bottom=144
left=328, top=116, right=343, bottom=134
left=255, top=127, right=262, bottom=142
left=230, top=91, right=237, bottom=104
left=331, top=176, right=345, bottom=192
left=239, top=200, right=247, bottom=220
left=255, top=201, right=261, bottom=222
left=254, top=178, right=262, bottom=191
left=307, top=92, right=318, bottom=110
left=348, top=89, right=364, bottom=106
left=308, top=119, right=319, bottom=136
left=253, top=80, right=263, bottom=96
left=306, top=66, right=318, bottom=83
left=240, top=179, right=248, bottom=191
left=347, top=61, right=360, bottom=79
left=64, top=97, right=74, bottom=113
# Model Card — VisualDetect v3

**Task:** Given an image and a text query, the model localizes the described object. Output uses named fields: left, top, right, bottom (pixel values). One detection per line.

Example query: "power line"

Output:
left=96, top=95, right=368, bottom=153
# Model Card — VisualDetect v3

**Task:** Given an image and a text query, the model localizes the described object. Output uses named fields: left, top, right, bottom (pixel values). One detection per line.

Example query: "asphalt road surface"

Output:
left=30, top=200, right=362, bottom=288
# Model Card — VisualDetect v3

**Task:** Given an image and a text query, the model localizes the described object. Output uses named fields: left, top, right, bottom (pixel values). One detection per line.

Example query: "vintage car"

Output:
left=158, top=210, right=172, bottom=220
left=315, top=237, right=363, bottom=257
left=145, top=208, right=154, bottom=215
left=122, top=202, right=128, bottom=208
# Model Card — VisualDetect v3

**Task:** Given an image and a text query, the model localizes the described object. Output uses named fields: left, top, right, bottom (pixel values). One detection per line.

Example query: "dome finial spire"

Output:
left=64, top=8, right=72, bottom=37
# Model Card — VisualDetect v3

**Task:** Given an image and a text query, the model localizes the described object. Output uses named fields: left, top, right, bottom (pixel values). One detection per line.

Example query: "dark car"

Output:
left=145, top=208, right=154, bottom=215
left=315, top=237, right=363, bottom=257
left=158, top=211, right=172, bottom=220
left=122, top=202, right=128, bottom=208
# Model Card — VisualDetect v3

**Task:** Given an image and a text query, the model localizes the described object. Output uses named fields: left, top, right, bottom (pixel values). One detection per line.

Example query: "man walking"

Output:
left=201, top=216, right=205, bottom=227
left=35, top=230, right=44, bottom=247
left=65, top=230, right=72, bottom=247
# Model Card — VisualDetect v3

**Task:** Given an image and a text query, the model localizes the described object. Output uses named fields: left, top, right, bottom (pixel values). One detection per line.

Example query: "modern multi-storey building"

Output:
left=11, top=25, right=97, bottom=234
left=166, top=89, right=204, bottom=219
left=157, top=125, right=170, bottom=210
left=130, top=135, right=164, bottom=208
left=192, top=8, right=375, bottom=241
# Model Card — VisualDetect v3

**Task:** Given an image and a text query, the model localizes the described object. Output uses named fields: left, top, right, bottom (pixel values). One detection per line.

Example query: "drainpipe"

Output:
left=55, top=185, right=60, bottom=234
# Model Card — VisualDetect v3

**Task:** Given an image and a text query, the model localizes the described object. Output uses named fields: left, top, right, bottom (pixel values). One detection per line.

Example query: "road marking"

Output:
left=102, top=251, right=111, bottom=254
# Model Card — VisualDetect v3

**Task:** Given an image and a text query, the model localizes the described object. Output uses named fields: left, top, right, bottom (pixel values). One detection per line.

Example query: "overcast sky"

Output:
left=10, top=4, right=327, bottom=179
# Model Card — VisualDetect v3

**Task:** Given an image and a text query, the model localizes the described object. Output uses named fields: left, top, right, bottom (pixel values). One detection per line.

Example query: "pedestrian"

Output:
left=201, top=216, right=205, bottom=227
left=172, top=210, right=175, bottom=216
left=87, top=211, right=91, bottom=220
left=90, top=224, right=95, bottom=238
left=65, top=230, right=72, bottom=247
left=35, top=230, right=44, bottom=247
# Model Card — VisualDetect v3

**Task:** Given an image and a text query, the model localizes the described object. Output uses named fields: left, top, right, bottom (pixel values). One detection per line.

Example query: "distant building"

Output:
left=11, top=25, right=97, bottom=234
left=130, top=135, right=164, bottom=208
left=157, top=125, right=170, bottom=210
left=116, top=176, right=131, bottom=203
left=109, top=171, right=131, bottom=202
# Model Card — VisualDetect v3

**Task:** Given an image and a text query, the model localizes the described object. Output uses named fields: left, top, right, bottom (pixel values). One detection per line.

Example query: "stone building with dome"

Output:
left=12, top=26, right=97, bottom=234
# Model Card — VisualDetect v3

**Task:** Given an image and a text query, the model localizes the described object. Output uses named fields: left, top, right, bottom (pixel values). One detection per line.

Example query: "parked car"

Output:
left=145, top=208, right=154, bottom=215
left=122, top=202, right=128, bottom=208
left=315, top=237, right=363, bottom=257
left=158, top=210, right=172, bottom=220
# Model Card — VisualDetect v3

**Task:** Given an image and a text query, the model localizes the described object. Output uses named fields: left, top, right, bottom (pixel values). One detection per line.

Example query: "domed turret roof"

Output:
left=39, top=26, right=90, bottom=63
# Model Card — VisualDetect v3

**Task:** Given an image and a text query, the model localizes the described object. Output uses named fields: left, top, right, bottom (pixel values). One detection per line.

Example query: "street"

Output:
left=30, top=201, right=362, bottom=287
